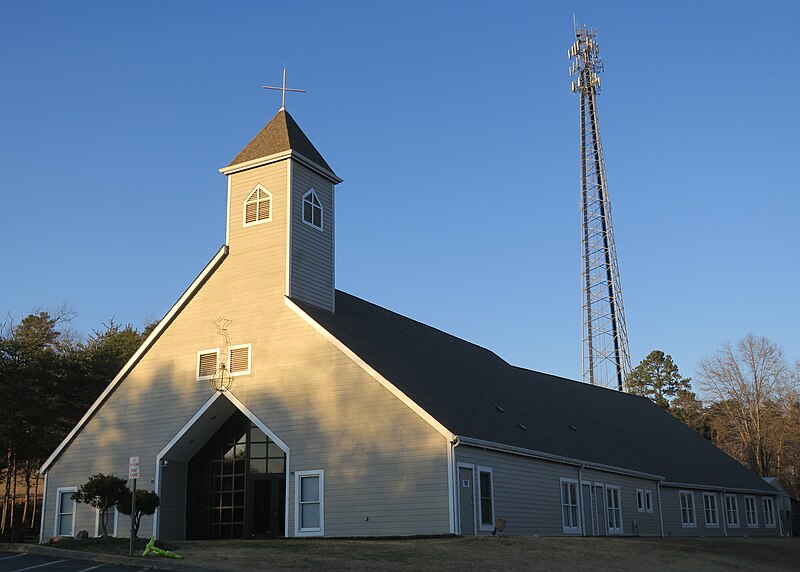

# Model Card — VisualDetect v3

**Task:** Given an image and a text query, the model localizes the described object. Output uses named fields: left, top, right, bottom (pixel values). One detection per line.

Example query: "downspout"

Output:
left=656, top=480, right=664, bottom=537
left=577, top=465, right=586, bottom=536
left=450, top=438, right=460, bottom=535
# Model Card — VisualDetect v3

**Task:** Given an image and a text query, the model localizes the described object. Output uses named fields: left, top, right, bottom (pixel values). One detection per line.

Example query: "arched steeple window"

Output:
left=243, top=185, right=272, bottom=226
left=302, top=189, right=323, bottom=230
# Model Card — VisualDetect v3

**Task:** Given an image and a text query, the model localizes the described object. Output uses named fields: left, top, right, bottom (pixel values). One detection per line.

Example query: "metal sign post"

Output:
left=128, top=456, right=139, bottom=556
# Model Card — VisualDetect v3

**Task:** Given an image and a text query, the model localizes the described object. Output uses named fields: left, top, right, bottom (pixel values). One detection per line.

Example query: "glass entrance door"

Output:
left=186, top=412, right=286, bottom=539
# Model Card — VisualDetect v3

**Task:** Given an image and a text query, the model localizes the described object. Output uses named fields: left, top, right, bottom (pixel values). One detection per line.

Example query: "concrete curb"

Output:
left=5, top=543, right=222, bottom=571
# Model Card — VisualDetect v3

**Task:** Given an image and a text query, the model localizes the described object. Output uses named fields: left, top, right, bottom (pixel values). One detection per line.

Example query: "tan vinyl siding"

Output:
left=455, top=446, right=662, bottom=537
left=42, top=158, right=449, bottom=538
left=290, top=163, right=334, bottom=310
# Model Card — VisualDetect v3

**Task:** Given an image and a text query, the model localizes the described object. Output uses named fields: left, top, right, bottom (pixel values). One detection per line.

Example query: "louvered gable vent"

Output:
left=229, top=345, right=251, bottom=375
left=198, top=351, right=218, bottom=379
left=243, top=185, right=272, bottom=226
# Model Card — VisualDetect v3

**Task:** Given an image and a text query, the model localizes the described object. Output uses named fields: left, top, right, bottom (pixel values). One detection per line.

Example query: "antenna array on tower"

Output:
left=569, top=25, right=631, bottom=391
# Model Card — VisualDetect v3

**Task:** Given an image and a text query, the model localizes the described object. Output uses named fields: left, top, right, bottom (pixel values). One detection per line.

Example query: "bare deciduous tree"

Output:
left=698, top=334, right=798, bottom=482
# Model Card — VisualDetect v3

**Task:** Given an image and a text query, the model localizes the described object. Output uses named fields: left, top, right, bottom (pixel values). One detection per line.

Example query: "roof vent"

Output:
left=495, top=406, right=505, bottom=413
left=518, top=424, right=527, bottom=431
left=569, top=425, right=578, bottom=431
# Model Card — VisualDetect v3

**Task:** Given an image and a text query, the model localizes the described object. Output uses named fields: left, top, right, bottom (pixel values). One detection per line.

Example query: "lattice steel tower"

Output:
left=568, top=25, right=631, bottom=391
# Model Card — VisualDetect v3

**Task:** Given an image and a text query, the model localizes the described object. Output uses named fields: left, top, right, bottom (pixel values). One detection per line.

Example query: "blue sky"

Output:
left=2, top=1, right=797, bottom=389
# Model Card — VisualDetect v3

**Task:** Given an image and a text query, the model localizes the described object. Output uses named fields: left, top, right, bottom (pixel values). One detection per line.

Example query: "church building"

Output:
left=39, top=104, right=781, bottom=540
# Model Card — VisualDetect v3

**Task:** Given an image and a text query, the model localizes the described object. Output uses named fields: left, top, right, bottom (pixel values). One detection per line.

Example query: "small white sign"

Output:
left=462, top=479, right=470, bottom=488
left=128, top=456, right=140, bottom=480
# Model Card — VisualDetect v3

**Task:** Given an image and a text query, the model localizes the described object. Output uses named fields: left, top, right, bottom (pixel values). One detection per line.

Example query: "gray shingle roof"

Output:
left=228, top=109, right=335, bottom=174
left=296, top=291, right=774, bottom=493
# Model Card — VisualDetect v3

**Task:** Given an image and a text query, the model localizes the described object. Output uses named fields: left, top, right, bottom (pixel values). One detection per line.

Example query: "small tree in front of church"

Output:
left=117, top=489, right=160, bottom=538
left=72, top=473, right=128, bottom=537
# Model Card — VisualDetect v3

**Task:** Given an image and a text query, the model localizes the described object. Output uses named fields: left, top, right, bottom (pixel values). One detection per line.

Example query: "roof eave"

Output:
left=454, top=436, right=665, bottom=481
left=39, top=245, right=230, bottom=474
left=220, top=150, right=343, bottom=184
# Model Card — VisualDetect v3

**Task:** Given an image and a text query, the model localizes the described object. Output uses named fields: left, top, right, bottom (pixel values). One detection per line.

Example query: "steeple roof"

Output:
left=227, top=109, right=335, bottom=175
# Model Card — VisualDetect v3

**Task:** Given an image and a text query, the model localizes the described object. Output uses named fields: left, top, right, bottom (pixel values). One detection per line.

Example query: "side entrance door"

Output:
left=458, top=466, right=475, bottom=535
left=249, top=474, right=285, bottom=538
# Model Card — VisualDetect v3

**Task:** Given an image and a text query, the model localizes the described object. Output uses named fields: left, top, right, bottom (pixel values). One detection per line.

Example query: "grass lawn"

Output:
left=45, top=535, right=800, bottom=571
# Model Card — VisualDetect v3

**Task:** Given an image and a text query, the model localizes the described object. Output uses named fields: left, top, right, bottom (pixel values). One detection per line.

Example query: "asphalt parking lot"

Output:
left=0, top=552, right=149, bottom=572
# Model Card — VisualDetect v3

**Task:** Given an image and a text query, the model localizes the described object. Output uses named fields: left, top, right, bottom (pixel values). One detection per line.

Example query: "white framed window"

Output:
left=763, top=497, right=776, bottom=528
left=644, top=489, right=653, bottom=513
left=243, top=184, right=273, bottom=227
left=302, top=189, right=323, bottom=230
left=54, top=487, right=77, bottom=537
left=295, top=470, right=324, bottom=536
left=703, top=493, right=719, bottom=528
left=724, top=494, right=739, bottom=528
left=605, top=486, right=623, bottom=534
left=477, top=466, right=495, bottom=532
left=561, top=478, right=581, bottom=533
left=636, top=489, right=645, bottom=512
left=197, top=348, right=220, bottom=381
left=94, top=506, right=118, bottom=537
left=228, top=344, right=251, bottom=376
left=744, top=496, right=758, bottom=528
left=679, top=491, right=696, bottom=527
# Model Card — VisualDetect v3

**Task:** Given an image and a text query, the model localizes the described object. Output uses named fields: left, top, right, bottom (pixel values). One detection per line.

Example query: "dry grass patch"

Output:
left=170, top=536, right=800, bottom=571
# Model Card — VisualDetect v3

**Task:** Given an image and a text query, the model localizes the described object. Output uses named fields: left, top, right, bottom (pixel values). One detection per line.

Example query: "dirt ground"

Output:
left=165, top=536, right=799, bottom=571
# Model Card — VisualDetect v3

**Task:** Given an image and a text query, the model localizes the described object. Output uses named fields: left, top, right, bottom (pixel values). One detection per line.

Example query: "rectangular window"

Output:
left=763, top=497, right=776, bottom=528
left=644, top=489, right=653, bottom=513
left=744, top=496, right=758, bottom=527
left=636, top=489, right=645, bottom=512
left=295, top=470, right=324, bottom=536
left=95, top=506, right=117, bottom=537
left=679, top=491, right=696, bottom=527
left=55, top=487, right=77, bottom=537
left=703, top=493, right=718, bottom=527
left=477, top=467, right=494, bottom=531
left=606, top=486, right=622, bottom=534
left=725, top=494, right=739, bottom=528
left=229, top=344, right=251, bottom=376
left=561, top=479, right=581, bottom=533
left=197, top=349, right=219, bottom=380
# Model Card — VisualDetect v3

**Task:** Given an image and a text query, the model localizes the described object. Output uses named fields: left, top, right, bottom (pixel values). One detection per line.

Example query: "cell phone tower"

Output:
left=568, top=24, right=631, bottom=391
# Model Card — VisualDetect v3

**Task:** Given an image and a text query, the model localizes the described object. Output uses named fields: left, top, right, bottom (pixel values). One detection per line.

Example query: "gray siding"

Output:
left=42, top=156, right=449, bottom=540
left=660, top=487, right=780, bottom=537
left=455, top=446, right=662, bottom=537
left=290, top=162, right=334, bottom=311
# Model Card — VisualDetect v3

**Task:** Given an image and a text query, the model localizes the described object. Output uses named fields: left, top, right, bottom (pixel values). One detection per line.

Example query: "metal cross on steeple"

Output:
left=261, top=67, right=306, bottom=110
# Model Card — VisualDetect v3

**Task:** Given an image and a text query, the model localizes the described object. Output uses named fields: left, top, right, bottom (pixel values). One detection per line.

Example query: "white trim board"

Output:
left=285, top=296, right=454, bottom=441
left=40, top=246, right=229, bottom=473
left=220, top=149, right=342, bottom=184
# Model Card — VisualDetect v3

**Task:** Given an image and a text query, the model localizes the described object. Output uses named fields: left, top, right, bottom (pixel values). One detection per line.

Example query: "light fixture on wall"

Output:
left=211, top=316, right=233, bottom=392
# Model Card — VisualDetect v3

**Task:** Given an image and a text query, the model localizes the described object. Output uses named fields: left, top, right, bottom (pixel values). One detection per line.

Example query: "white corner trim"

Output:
left=285, top=159, right=293, bottom=298
left=284, top=297, right=454, bottom=441
left=38, top=473, right=48, bottom=543
left=225, top=176, right=231, bottom=245
left=40, top=245, right=230, bottom=473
